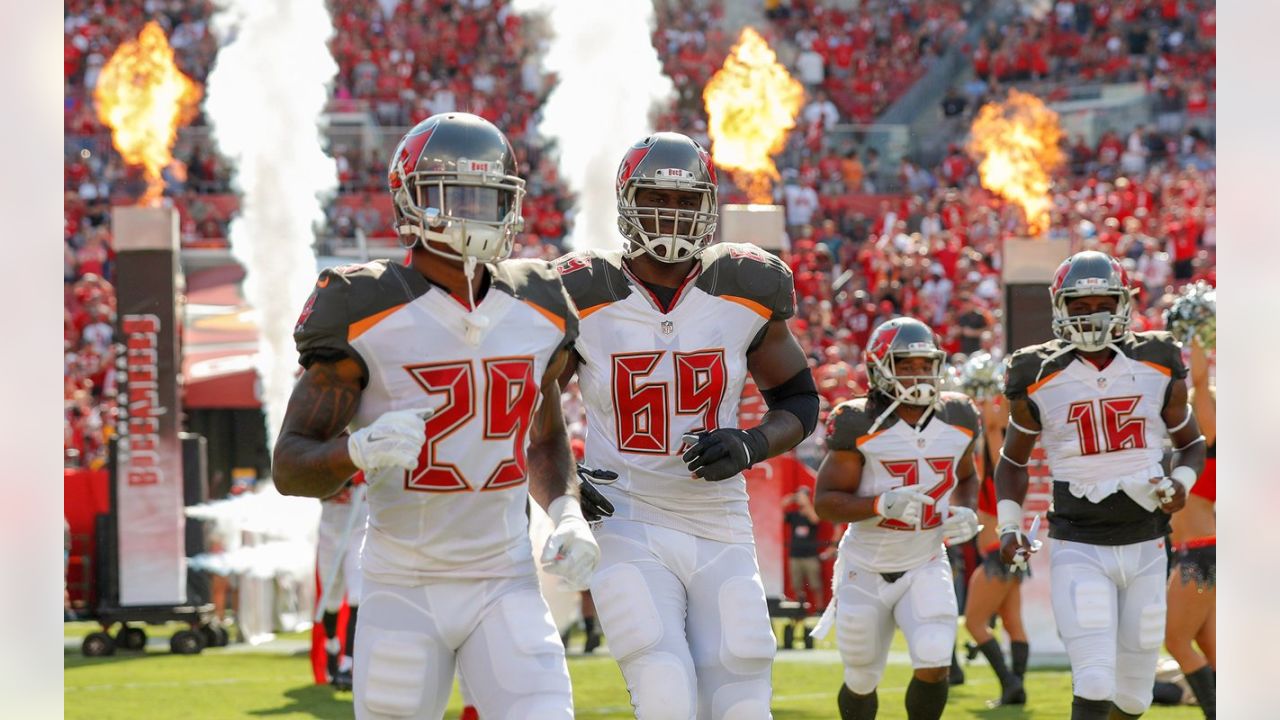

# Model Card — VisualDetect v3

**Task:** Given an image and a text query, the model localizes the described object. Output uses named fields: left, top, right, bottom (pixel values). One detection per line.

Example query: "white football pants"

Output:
left=1050, top=537, right=1168, bottom=715
left=590, top=519, right=776, bottom=720
left=354, top=573, right=572, bottom=720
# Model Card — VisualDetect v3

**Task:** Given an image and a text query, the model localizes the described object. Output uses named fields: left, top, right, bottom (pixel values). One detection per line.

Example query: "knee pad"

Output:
left=360, top=629, right=431, bottom=717
left=627, top=652, right=694, bottom=720
left=1137, top=602, right=1165, bottom=650
left=909, top=624, right=956, bottom=668
left=1073, top=581, right=1113, bottom=631
left=718, top=577, right=777, bottom=676
left=837, top=604, right=881, bottom=668
left=501, top=694, right=573, bottom=720
left=717, top=697, right=771, bottom=720
left=593, top=563, right=663, bottom=661
left=843, top=665, right=882, bottom=696
left=1072, top=667, right=1116, bottom=703
left=711, top=677, right=772, bottom=720
left=1113, top=686, right=1153, bottom=715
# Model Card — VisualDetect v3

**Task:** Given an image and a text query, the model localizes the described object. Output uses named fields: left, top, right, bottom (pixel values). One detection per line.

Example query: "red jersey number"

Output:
left=612, top=349, right=727, bottom=455
left=403, top=357, right=540, bottom=492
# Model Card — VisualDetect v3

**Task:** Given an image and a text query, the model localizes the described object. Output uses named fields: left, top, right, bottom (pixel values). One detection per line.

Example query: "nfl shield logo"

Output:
left=1097, top=377, right=1107, bottom=388
left=917, top=438, right=927, bottom=449
left=661, top=321, right=674, bottom=335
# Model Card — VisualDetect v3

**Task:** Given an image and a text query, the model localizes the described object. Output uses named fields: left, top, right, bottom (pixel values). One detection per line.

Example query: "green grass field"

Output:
left=65, top=622, right=1203, bottom=719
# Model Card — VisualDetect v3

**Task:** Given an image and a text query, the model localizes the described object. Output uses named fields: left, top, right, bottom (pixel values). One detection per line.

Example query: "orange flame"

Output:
left=702, top=28, right=804, bottom=203
left=965, top=89, right=1064, bottom=236
left=93, top=21, right=202, bottom=206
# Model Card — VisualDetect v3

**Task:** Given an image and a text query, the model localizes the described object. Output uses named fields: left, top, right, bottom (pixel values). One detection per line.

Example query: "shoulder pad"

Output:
left=1123, top=331, right=1188, bottom=380
left=552, top=250, right=630, bottom=315
left=1004, top=340, right=1072, bottom=401
left=695, top=242, right=795, bottom=321
left=293, top=261, right=414, bottom=378
left=825, top=398, right=877, bottom=452
left=491, top=259, right=579, bottom=344
left=937, top=392, right=980, bottom=438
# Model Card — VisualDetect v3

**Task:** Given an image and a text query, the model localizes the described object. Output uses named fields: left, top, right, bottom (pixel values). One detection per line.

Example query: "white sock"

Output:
left=338, top=655, right=353, bottom=672
left=325, top=637, right=340, bottom=654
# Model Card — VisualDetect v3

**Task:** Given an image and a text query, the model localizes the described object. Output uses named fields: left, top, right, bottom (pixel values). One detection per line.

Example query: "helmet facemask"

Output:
left=1051, top=288, right=1132, bottom=352
left=617, top=175, right=718, bottom=264
left=869, top=349, right=946, bottom=407
left=393, top=164, right=526, bottom=266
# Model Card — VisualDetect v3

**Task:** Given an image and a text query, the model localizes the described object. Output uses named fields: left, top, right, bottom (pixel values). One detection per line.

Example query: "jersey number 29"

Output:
left=402, top=358, right=540, bottom=492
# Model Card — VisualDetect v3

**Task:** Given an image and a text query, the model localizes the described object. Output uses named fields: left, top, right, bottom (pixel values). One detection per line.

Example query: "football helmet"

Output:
left=864, top=317, right=946, bottom=406
left=1049, top=250, right=1133, bottom=352
left=388, top=112, right=525, bottom=264
left=616, top=132, right=718, bottom=263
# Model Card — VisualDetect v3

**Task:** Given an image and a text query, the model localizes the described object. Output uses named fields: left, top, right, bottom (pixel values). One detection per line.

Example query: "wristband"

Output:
left=1170, top=465, right=1197, bottom=493
left=997, top=499, right=1023, bottom=536
left=548, top=495, right=586, bottom=525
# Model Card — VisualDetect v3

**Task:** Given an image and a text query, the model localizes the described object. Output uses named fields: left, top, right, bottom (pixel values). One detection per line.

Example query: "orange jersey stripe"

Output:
left=722, top=295, right=771, bottom=320
left=578, top=301, right=614, bottom=319
left=855, top=428, right=889, bottom=448
left=522, top=300, right=566, bottom=333
left=1027, top=370, right=1061, bottom=396
left=348, top=303, right=407, bottom=342
left=1141, top=360, right=1172, bottom=377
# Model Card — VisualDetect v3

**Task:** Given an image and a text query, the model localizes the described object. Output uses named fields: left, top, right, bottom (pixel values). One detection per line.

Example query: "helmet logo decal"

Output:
left=616, top=143, right=654, bottom=191
left=867, top=326, right=900, bottom=361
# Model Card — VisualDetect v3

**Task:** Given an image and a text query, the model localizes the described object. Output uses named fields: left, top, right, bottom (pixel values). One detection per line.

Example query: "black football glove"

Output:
left=681, top=428, right=770, bottom=482
left=575, top=464, right=617, bottom=523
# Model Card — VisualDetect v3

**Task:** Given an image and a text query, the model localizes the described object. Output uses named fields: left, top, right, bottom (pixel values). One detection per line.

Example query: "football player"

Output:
left=273, top=113, right=597, bottom=720
left=813, top=317, right=983, bottom=720
left=316, top=474, right=368, bottom=690
left=957, top=353, right=1029, bottom=707
left=554, top=132, right=819, bottom=719
left=995, top=251, right=1206, bottom=720
left=1164, top=337, right=1215, bottom=718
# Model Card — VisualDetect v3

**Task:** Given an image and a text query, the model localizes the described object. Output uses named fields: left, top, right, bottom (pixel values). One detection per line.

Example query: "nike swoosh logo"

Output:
left=366, top=434, right=387, bottom=443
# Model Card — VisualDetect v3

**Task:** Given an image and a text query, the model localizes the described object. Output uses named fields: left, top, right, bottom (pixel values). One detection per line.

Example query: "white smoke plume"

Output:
left=186, top=482, right=320, bottom=580
left=514, top=0, right=673, bottom=251
left=205, top=0, right=339, bottom=446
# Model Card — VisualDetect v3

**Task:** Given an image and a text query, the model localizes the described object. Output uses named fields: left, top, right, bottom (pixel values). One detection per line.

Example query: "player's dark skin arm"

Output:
left=1154, top=378, right=1205, bottom=514
left=814, top=447, right=877, bottom=523
left=951, top=437, right=980, bottom=509
left=273, top=358, right=364, bottom=498
left=996, top=397, right=1040, bottom=563
left=527, top=348, right=579, bottom=511
left=746, top=319, right=813, bottom=457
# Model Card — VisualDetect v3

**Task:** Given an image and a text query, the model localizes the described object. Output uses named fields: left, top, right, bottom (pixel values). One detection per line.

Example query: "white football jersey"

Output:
left=826, top=393, right=979, bottom=572
left=294, top=259, right=577, bottom=585
left=1004, top=333, right=1184, bottom=499
left=556, top=244, right=795, bottom=544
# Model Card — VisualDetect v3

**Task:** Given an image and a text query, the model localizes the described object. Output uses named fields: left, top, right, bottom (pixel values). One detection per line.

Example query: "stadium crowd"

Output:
left=62, top=0, right=1215, bottom=490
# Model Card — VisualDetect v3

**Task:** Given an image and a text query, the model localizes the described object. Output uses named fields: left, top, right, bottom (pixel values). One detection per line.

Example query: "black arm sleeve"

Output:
left=759, top=367, right=820, bottom=438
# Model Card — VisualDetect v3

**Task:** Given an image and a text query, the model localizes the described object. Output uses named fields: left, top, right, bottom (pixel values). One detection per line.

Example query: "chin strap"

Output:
left=461, top=256, right=489, bottom=346
left=867, top=395, right=937, bottom=436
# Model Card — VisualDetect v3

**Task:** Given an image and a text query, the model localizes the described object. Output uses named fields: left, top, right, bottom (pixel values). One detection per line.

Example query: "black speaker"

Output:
left=1004, top=283, right=1057, bottom=354
left=181, top=433, right=210, bottom=605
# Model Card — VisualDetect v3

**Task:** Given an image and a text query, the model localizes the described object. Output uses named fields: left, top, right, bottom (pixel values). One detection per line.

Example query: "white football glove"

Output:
left=874, top=488, right=935, bottom=526
left=346, top=407, right=434, bottom=473
left=942, top=506, right=982, bottom=544
left=540, top=495, right=600, bottom=591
